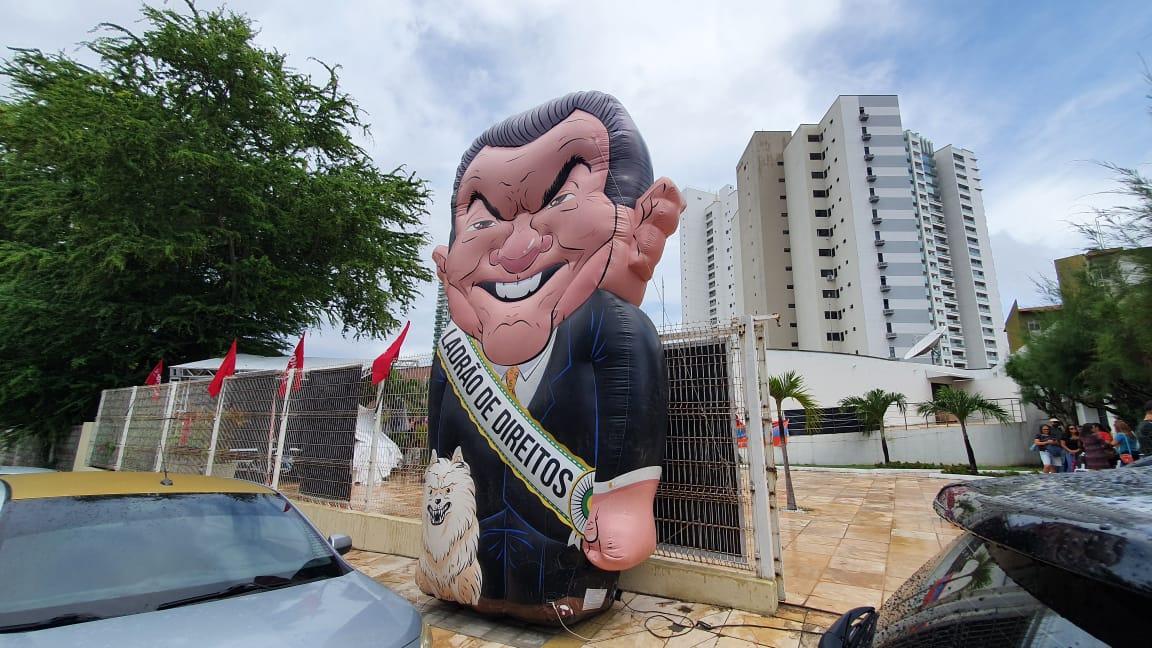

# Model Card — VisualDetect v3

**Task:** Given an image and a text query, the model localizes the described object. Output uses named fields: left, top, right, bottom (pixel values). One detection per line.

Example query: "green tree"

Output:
left=916, top=387, right=1012, bottom=475
left=838, top=388, right=907, bottom=465
left=767, top=371, right=821, bottom=511
left=0, top=2, right=431, bottom=451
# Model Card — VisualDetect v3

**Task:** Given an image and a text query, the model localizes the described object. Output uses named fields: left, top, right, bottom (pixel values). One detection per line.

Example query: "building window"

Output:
left=822, top=289, right=839, bottom=298
left=818, top=248, right=835, bottom=257
left=814, top=209, right=829, bottom=218
left=781, top=212, right=788, bottom=218
left=820, top=269, right=836, bottom=278
left=778, top=177, right=785, bottom=183
left=777, top=160, right=784, bottom=166
left=811, top=171, right=825, bottom=179
left=807, top=134, right=822, bottom=142
left=785, top=265, right=792, bottom=271
left=1027, top=320, right=1041, bottom=332
left=826, top=332, right=844, bottom=341
left=813, top=189, right=828, bottom=198
left=790, top=322, right=798, bottom=328
left=817, top=228, right=831, bottom=237
left=786, top=284, right=794, bottom=289
left=779, top=195, right=787, bottom=200
left=809, top=152, right=824, bottom=160
left=824, top=311, right=841, bottom=320
left=783, top=247, right=791, bottom=253
left=788, top=303, right=796, bottom=308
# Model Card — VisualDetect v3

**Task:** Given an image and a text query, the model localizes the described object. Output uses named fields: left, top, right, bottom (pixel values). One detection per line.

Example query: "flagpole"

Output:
left=271, top=368, right=295, bottom=491
left=266, top=386, right=279, bottom=483
left=363, top=378, right=387, bottom=508
left=205, top=380, right=228, bottom=476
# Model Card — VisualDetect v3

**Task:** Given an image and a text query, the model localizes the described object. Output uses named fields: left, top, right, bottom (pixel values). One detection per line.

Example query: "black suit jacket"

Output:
left=428, top=289, right=667, bottom=603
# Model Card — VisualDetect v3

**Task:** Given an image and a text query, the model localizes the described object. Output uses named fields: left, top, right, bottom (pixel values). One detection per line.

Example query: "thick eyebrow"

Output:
left=540, top=155, right=591, bottom=210
left=467, top=190, right=504, bottom=221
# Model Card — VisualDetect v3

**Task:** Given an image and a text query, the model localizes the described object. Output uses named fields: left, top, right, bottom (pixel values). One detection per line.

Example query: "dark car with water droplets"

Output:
left=820, top=467, right=1151, bottom=647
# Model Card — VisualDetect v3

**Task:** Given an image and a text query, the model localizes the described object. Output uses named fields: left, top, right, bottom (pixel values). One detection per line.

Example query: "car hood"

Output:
left=4, top=571, right=422, bottom=648
left=934, top=466, right=1152, bottom=596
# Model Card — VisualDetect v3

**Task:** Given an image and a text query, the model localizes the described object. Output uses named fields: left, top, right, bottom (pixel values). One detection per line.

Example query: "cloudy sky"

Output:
left=4, top=0, right=1151, bottom=360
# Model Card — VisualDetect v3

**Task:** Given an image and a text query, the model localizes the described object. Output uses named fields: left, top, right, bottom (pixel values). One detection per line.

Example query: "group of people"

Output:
left=1032, top=401, right=1152, bottom=473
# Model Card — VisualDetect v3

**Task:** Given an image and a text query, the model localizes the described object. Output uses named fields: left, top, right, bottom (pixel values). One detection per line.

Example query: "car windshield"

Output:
left=0, top=492, right=346, bottom=632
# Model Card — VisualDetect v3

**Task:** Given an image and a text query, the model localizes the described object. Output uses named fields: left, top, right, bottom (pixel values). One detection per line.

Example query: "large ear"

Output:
left=451, top=446, right=464, bottom=464
left=432, top=245, right=449, bottom=285
left=601, top=177, right=685, bottom=306
left=427, top=449, right=438, bottom=468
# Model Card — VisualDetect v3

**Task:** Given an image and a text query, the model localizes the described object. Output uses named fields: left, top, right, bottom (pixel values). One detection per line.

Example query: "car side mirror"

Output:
left=329, top=533, right=353, bottom=556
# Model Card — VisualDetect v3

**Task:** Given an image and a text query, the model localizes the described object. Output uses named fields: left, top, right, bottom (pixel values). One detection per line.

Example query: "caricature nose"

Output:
left=434, top=498, right=441, bottom=505
left=493, top=219, right=553, bottom=274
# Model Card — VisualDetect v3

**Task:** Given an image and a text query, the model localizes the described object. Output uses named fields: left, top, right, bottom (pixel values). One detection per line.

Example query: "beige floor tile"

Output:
left=718, top=612, right=803, bottom=647
left=891, top=528, right=937, bottom=541
left=843, top=525, right=893, bottom=543
left=827, top=554, right=886, bottom=574
left=802, top=595, right=851, bottom=615
left=809, top=582, right=883, bottom=608
left=781, top=577, right=817, bottom=598
left=773, top=606, right=808, bottom=622
left=884, top=574, right=910, bottom=591
left=801, top=521, right=849, bottom=538
left=666, top=628, right=723, bottom=648
left=819, top=567, right=885, bottom=590
left=590, top=629, right=667, bottom=647
left=714, top=637, right=758, bottom=647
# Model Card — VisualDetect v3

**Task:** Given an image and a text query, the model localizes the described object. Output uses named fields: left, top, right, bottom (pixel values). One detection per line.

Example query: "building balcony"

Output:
left=859, top=111, right=870, bottom=121
left=861, top=132, right=872, bottom=141
left=880, top=284, right=891, bottom=292
left=866, top=174, right=877, bottom=182
left=886, top=332, right=897, bottom=339
left=877, top=261, right=888, bottom=269
left=872, top=215, right=882, bottom=224
left=864, top=152, right=875, bottom=161
left=874, top=239, right=885, bottom=247
left=869, top=194, right=880, bottom=203
left=883, top=309, right=894, bottom=316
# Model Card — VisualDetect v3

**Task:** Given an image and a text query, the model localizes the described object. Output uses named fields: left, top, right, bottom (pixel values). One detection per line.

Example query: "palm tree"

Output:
left=767, top=371, right=822, bottom=511
left=916, top=387, right=1012, bottom=475
left=839, top=389, right=907, bottom=465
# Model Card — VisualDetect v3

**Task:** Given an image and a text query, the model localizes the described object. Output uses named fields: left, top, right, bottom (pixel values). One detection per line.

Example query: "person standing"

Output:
left=1061, top=424, right=1083, bottom=472
left=1112, top=420, right=1140, bottom=464
left=1136, top=402, right=1152, bottom=453
left=1081, top=423, right=1115, bottom=470
left=1034, top=424, right=1057, bottom=473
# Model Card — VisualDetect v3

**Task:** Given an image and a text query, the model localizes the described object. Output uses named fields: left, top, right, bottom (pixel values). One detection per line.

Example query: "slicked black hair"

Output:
left=450, top=91, right=652, bottom=243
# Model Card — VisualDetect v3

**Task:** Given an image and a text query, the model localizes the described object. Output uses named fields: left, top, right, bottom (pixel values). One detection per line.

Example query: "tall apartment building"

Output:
left=904, top=134, right=1008, bottom=367
left=680, top=185, right=740, bottom=323
left=683, top=95, right=1008, bottom=367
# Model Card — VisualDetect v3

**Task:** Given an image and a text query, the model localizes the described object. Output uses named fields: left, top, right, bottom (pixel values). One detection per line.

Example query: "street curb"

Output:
left=791, top=466, right=992, bottom=480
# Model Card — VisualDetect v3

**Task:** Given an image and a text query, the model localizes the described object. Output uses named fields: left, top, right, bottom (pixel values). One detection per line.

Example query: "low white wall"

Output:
left=775, top=420, right=1039, bottom=467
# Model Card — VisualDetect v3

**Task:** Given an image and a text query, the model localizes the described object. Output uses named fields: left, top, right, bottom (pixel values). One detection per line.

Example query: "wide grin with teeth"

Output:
left=478, top=263, right=564, bottom=303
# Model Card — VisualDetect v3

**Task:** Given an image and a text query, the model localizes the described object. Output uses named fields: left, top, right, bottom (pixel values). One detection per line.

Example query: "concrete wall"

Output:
left=293, top=499, right=780, bottom=617
left=775, top=420, right=1038, bottom=467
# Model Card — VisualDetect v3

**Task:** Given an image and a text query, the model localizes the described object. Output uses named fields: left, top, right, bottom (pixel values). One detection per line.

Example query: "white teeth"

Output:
left=494, top=271, right=544, bottom=300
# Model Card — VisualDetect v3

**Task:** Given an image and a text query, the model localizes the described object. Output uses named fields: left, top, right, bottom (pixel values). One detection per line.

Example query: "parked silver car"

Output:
left=0, top=471, right=428, bottom=646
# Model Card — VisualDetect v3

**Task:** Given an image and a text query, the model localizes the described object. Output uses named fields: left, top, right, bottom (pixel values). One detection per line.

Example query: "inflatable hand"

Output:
left=581, top=479, right=659, bottom=571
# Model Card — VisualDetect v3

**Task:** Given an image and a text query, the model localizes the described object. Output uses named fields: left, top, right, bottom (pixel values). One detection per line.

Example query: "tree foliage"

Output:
left=916, top=387, right=1012, bottom=475
left=1008, top=78, right=1152, bottom=426
left=839, top=389, right=907, bottom=464
left=0, top=2, right=431, bottom=445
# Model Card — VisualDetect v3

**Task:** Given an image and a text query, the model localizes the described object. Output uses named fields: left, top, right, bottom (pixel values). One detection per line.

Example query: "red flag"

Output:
left=372, top=321, right=410, bottom=386
left=145, top=359, right=164, bottom=401
left=208, top=339, right=238, bottom=399
left=278, top=334, right=305, bottom=397
left=145, top=360, right=164, bottom=385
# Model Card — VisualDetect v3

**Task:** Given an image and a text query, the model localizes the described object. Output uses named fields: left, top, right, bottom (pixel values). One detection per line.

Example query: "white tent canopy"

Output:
left=170, top=354, right=368, bottom=381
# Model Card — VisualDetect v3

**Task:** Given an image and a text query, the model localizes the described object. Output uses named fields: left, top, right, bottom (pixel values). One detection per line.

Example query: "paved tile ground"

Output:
left=343, top=471, right=960, bottom=646
left=778, top=470, right=963, bottom=612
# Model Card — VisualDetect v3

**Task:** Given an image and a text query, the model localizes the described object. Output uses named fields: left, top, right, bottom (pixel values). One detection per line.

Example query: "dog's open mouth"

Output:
left=477, top=263, right=564, bottom=303
left=427, top=501, right=452, bottom=526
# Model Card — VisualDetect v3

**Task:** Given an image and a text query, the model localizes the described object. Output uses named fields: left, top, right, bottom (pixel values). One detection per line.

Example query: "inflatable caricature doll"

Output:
left=416, top=91, right=684, bottom=624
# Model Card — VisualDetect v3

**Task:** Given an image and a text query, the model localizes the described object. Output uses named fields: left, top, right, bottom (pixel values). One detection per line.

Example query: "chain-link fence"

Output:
left=87, top=324, right=773, bottom=575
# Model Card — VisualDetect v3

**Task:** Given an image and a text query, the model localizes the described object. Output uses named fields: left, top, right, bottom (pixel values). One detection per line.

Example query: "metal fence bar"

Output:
left=153, top=385, right=179, bottom=472
left=113, top=387, right=139, bottom=470
left=742, top=317, right=776, bottom=582
left=270, top=369, right=295, bottom=490
left=204, top=381, right=228, bottom=476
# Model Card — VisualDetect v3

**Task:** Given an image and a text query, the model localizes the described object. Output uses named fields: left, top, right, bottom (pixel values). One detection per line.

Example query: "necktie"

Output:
left=504, top=366, right=520, bottom=401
